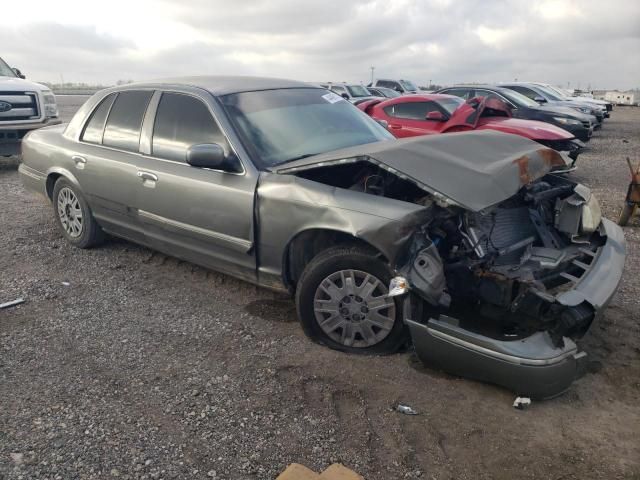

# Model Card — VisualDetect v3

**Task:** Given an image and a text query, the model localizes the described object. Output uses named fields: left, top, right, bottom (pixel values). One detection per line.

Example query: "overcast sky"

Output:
left=2, top=0, right=639, bottom=90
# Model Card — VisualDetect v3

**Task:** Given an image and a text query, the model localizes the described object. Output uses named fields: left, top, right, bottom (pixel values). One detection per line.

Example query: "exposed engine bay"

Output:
left=296, top=160, right=605, bottom=345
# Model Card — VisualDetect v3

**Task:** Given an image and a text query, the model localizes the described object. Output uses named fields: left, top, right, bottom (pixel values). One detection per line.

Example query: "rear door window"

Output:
left=384, top=101, right=440, bottom=120
left=474, top=89, right=515, bottom=108
left=442, top=88, right=470, bottom=99
left=507, top=86, right=538, bottom=100
left=81, top=93, right=116, bottom=144
left=102, top=90, right=153, bottom=152
left=378, top=80, right=400, bottom=91
left=152, top=92, right=230, bottom=164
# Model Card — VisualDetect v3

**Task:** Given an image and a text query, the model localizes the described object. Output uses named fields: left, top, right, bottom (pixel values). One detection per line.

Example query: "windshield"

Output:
left=499, top=89, right=539, bottom=107
left=400, top=80, right=418, bottom=92
left=220, top=88, right=393, bottom=168
left=437, top=97, right=465, bottom=114
left=346, top=85, right=371, bottom=98
left=0, top=57, right=16, bottom=77
left=535, top=85, right=563, bottom=101
left=543, top=85, right=570, bottom=99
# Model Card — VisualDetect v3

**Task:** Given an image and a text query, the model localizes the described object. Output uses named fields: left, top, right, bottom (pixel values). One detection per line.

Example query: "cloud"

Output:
left=1, top=0, right=638, bottom=90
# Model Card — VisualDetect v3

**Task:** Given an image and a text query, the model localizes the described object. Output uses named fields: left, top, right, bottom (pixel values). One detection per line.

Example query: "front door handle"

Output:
left=72, top=155, right=87, bottom=169
left=389, top=124, right=402, bottom=130
left=137, top=171, right=158, bottom=182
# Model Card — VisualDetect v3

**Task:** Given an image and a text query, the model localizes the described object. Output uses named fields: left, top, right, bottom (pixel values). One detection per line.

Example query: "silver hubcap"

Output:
left=313, top=269, right=396, bottom=348
left=57, top=187, right=83, bottom=238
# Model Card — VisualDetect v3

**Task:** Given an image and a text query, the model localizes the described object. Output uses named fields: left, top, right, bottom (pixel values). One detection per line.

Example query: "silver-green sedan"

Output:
left=19, top=76, right=625, bottom=399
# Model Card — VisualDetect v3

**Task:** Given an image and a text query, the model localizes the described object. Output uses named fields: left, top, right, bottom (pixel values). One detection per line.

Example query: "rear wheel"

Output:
left=296, top=246, right=408, bottom=354
left=53, top=178, right=105, bottom=248
left=618, top=202, right=637, bottom=226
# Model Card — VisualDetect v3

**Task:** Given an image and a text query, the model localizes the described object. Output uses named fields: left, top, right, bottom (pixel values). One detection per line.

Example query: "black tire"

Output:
left=618, top=203, right=637, bottom=226
left=295, top=245, right=408, bottom=355
left=52, top=177, right=105, bottom=248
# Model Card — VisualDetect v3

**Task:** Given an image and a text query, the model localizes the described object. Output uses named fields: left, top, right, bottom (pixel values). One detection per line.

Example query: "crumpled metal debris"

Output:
left=0, top=298, right=25, bottom=310
left=513, top=396, right=532, bottom=410
left=395, top=403, right=419, bottom=415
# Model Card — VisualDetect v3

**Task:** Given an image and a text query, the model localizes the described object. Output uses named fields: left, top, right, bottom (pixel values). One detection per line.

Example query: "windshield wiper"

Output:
left=277, top=153, right=322, bottom=165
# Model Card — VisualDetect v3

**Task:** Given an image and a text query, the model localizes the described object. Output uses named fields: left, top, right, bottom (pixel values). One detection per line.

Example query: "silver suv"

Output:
left=319, top=82, right=378, bottom=103
left=370, top=78, right=420, bottom=94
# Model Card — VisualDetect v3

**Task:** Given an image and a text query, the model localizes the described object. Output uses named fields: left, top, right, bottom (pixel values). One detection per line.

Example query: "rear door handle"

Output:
left=389, top=124, right=402, bottom=130
left=72, top=155, right=87, bottom=169
left=137, top=171, right=158, bottom=182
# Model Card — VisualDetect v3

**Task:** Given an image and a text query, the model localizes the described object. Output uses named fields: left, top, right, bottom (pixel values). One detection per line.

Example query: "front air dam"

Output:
left=406, top=315, right=589, bottom=399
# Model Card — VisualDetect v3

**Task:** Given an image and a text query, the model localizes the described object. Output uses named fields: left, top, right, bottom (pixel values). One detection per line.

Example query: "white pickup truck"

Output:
left=0, top=56, right=61, bottom=157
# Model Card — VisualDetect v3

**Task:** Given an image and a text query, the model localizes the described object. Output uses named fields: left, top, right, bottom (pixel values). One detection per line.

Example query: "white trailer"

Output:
left=604, top=91, right=637, bottom=106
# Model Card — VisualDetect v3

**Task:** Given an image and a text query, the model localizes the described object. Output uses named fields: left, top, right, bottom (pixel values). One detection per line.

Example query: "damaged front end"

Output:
left=400, top=176, right=625, bottom=398
left=276, top=131, right=625, bottom=399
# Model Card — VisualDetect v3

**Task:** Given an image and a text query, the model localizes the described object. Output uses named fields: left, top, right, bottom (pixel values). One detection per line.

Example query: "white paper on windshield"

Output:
left=322, top=92, right=344, bottom=104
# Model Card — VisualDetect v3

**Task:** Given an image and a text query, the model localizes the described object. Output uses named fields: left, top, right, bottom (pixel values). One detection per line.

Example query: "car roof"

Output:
left=442, top=85, right=516, bottom=93
left=384, top=93, right=460, bottom=102
left=325, top=82, right=365, bottom=87
left=370, top=86, right=395, bottom=92
left=116, top=76, right=317, bottom=96
left=499, top=82, right=543, bottom=88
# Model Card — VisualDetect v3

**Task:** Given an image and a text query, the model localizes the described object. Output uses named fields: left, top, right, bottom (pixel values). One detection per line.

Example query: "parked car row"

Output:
left=356, top=94, right=583, bottom=172
left=18, top=76, right=626, bottom=400
left=319, top=79, right=613, bottom=171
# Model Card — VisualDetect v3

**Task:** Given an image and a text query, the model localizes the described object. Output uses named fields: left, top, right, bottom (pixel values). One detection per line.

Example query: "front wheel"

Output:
left=295, top=246, right=408, bottom=354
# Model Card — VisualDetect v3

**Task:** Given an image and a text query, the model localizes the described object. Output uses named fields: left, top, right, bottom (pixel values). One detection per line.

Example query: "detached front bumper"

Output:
left=406, top=219, right=626, bottom=399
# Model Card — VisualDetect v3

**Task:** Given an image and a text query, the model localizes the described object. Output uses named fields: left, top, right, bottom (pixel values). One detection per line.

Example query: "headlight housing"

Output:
left=41, top=90, right=59, bottom=118
left=553, top=116, right=581, bottom=126
left=572, top=106, right=591, bottom=114
left=581, top=193, right=602, bottom=233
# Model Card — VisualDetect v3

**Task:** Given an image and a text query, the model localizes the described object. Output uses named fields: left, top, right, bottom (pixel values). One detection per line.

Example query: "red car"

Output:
left=358, top=94, right=584, bottom=170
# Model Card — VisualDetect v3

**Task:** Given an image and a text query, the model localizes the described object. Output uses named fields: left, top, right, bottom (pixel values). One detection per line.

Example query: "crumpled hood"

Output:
left=273, top=130, right=566, bottom=212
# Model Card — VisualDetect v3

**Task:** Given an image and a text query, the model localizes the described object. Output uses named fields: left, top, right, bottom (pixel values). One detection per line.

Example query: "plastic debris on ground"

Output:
left=0, top=298, right=25, bottom=310
left=395, top=403, right=419, bottom=415
left=513, top=396, right=532, bottom=410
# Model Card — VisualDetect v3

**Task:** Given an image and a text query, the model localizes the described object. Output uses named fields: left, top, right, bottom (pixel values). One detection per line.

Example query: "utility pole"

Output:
left=370, top=66, right=375, bottom=85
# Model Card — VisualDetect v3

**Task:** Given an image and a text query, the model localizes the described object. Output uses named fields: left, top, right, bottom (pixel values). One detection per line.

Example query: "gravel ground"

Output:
left=1, top=98, right=639, bottom=480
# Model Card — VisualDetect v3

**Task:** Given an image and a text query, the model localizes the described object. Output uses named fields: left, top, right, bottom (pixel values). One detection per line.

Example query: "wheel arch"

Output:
left=282, top=228, right=388, bottom=291
left=45, top=167, right=81, bottom=200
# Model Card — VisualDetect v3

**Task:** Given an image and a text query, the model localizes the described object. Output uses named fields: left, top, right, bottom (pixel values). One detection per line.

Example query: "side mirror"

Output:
left=12, top=68, right=25, bottom=79
left=426, top=111, right=446, bottom=121
left=394, top=86, right=403, bottom=93
left=534, top=96, right=547, bottom=103
left=186, top=143, right=226, bottom=169
left=341, top=93, right=350, bottom=100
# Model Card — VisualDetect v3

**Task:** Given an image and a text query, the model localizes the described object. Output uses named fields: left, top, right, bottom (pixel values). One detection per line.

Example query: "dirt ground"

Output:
left=1, top=98, right=639, bottom=480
